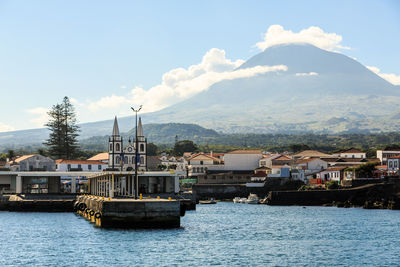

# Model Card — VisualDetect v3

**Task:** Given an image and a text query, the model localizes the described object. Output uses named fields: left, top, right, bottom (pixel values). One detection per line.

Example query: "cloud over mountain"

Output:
left=255, top=25, right=350, bottom=52
left=366, top=66, right=400, bottom=85
left=87, top=48, right=286, bottom=113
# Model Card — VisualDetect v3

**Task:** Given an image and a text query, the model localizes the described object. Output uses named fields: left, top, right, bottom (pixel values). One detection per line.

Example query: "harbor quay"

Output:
left=76, top=171, right=186, bottom=228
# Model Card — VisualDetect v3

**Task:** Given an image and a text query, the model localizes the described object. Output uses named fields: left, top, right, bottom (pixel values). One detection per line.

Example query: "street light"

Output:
left=131, top=105, right=142, bottom=199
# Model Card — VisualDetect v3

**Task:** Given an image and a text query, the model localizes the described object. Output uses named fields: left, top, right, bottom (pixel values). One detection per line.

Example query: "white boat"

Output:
left=239, top=198, right=247, bottom=203
left=245, top=194, right=259, bottom=204
left=233, top=197, right=241, bottom=203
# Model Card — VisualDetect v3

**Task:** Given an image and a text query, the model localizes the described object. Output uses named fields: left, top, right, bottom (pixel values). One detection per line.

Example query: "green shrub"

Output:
left=326, top=180, right=340, bottom=190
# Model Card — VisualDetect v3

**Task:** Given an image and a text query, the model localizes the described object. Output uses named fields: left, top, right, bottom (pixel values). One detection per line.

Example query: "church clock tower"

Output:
left=108, top=116, right=123, bottom=170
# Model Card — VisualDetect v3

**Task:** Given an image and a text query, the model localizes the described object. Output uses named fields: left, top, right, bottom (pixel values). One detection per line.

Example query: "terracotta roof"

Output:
left=295, top=158, right=324, bottom=164
left=293, top=150, right=331, bottom=157
left=389, top=155, right=400, bottom=159
left=376, top=165, right=387, bottom=169
left=339, top=148, right=364, bottom=154
left=189, top=154, right=222, bottom=162
left=227, top=149, right=262, bottom=154
left=87, top=152, right=108, bottom=161
left=56, top=159, right=107, bottom=165
left=14, top=155, right=35, bottom=163
left=273, top=155, right=292, bottom=161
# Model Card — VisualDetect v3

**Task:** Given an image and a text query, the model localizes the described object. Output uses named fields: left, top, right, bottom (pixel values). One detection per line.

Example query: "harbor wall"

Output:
left=266, top=183, right=397, bottom=206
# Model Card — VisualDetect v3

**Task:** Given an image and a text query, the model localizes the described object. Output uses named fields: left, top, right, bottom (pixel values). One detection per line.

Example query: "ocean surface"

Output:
left=1, top=202, right=399, bottom=266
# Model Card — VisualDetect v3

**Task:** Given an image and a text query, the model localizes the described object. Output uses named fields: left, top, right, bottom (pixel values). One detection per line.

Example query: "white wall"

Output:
left=224, top=153, right=263, bottom=171
left=56, top=163, right=107, bottom=172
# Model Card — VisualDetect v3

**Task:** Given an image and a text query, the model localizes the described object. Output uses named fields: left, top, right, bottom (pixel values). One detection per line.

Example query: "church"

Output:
left=108, top=116, right=147, bottom=171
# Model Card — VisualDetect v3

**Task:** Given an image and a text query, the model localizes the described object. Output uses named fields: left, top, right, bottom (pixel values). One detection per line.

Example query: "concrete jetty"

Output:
left=75, top=195, right=184, bottom=228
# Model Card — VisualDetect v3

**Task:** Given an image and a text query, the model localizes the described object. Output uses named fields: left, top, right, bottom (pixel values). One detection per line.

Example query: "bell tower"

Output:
left=136, top=117, right=147, bottom=171
left=109, top=116, right=123, bottom=170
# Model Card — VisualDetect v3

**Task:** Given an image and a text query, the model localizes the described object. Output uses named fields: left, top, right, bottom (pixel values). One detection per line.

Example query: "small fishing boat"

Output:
left=199, top=198, right=217, bottom=204
left=233, top=197, right=241, bottom=203
left=245, top=194, right=259, bottom=204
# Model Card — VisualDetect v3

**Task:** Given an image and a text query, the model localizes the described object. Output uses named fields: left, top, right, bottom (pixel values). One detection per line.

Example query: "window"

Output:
left=78, top=164, right=81, bottom=169
left=116, top=143, right=120, bottom=151
left=116, top=156, right=120, bottom=164
left=395, top=161, right=398, bottom=168
left=124, top=157, right=128, bottom=164
left=200, top=161, right=203, bottom=165
left=140, top=144, right=145, bottom=152
left=110, top=144, right=112, bottom=151
left=389, top=161, right=393, bottom=168
left=88, top=165, right=92, bottom=170
left=98, top=165, right=102, bottom=170
left=140, top=156, right=144, bottom=164
left=67, top=164, right=71, bottom=170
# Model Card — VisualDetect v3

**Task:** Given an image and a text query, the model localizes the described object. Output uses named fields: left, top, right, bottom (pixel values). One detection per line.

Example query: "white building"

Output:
left=188, top=154, right=223, bottom=177
left=224, top=150, right=263, bottom=171
left=316, top=167, right=345, bottom=182
left=387, top=156, right=400, bottom=174
left=377, top=149, right=400, bottom=164
left=159, top=155, right=187, bottom=172
left=10, top=154, right=56, bottom=172
left=295, top=158, right=328, bottom=172
left=56, top=159, right=108, bottom=172
left=332, top=148, right=366, bottom=159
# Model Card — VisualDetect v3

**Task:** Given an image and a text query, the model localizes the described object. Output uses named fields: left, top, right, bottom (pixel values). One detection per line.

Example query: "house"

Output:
left=188, top=153, right=223, bottom=177
left=269, top=165, right=291, bottom=178
left=291, top=169, right=306, bottom=182
left=316, top=167, right=346, bottom=183
left=197, top=170, right=253, bottom=184
left=10, top=154, right=56, bottom=171
left=259, top=154, right=281, bottom=168
left=224, top=150, right=263, bottom=171
left=387, top=156, right=400, bottom=175
left=294, top=158, right=328, bottom=172
left=332, top=148, right=366, bottom=159
left=322, top=157, right=379, bottom=168
left=159, top=155, right=187, bottom=172
left=376, top=149, right=400, bottom=164
left=87, top=152, right=109, bottom=164
left=56, top=159, right=107, bottom=172
left=293, top=150, right=332, bottom=159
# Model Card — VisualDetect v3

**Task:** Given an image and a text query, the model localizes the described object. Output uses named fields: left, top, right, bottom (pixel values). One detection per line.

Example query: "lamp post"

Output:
left=131, top=105, right=142, bottom=199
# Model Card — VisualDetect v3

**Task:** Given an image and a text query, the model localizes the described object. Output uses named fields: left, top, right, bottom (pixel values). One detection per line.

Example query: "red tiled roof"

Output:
left=87, top=152, right=108, bottom=161
left=227, top=149, right=262, bottom=154
left=339, top=148, right=364, bottom=154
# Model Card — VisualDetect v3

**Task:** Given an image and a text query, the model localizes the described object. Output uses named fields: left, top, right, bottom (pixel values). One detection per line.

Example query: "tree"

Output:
left=44, top=97, right=80, bottom=159
left=7, top=150, right=15, bottom=160
left=355, top=163, right=378, bottom=178
left=173, top=140, right=197, bottom=156
left=147, top=143, right=158, bottom=156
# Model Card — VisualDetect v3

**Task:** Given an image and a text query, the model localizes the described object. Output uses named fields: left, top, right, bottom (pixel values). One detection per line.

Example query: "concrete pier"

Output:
left=75, top=195, right=184, bottom=228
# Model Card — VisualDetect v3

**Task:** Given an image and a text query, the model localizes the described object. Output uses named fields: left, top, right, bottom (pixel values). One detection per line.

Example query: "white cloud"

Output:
left=255, top=25, right=350, bottom=52
left=0, top=122, right=14, bottom=132
left=26, top=107, right=49, bottom=128
left=367, top=66, right=400, bottom=85
left=87, top=48, right=287, bottom=113
left=295, top=72, right=318, bottom=76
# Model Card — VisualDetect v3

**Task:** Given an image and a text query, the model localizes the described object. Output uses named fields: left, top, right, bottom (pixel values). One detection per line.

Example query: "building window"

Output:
left=395, top=161, right=398, bottom=168
left=110, top=144, right=112, bottom=151
left=140, top=144, right=145, bottom=152
left=78, top=164, right=81, bottom=169
left=389, top=161, right=393, bottom=168
left=140, top=156, right=144, bottom=164
left=116, top=143, right=120, bottom=151
left=98, top=165, right=102, bottom=170
left=88, top=165, right=92, bottom=170
left=200, top=161, right=203, bottom=165
left=116, top=156, right=120, bottom=164
left=67, top=164, right=71, bottom=170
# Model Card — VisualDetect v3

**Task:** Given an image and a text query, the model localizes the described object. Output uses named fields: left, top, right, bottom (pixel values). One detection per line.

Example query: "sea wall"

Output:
left=266, top=183, right=398, bottom=206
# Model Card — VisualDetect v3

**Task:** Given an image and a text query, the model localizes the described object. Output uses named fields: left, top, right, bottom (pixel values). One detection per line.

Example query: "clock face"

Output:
left=128, top=147, right=133, bottom=152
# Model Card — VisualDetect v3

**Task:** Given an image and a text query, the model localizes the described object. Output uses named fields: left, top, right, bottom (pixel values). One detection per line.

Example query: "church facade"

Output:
left=108, top=116, right=147, bottom=171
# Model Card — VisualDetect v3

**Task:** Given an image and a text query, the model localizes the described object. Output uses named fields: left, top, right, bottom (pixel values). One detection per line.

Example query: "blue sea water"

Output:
left=1, top=202, right=399, bottom=266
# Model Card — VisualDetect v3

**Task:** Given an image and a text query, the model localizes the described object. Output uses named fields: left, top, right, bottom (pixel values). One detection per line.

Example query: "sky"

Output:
left=0, top=0, right=399, bottom=132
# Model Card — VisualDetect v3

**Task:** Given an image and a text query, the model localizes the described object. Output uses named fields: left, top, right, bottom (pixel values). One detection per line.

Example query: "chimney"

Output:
left=210, top=151, right=213, bottom=157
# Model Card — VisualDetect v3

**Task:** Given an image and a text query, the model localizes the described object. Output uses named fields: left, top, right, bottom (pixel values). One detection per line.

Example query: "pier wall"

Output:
left=76, top=196, right=182, bottom=228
